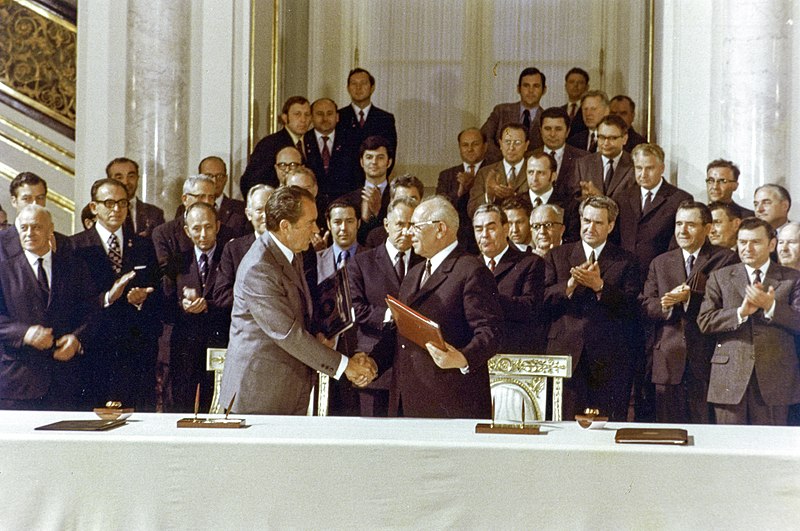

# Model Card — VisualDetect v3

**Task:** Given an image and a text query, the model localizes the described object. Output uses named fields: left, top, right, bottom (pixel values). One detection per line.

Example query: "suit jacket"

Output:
left=316, top=244, right=364, bottom=285
left=152, top=217, right=232, bottom=280
left=372, top=248, right=503, bottom=419
left=563, top=103, right=587, bottom=137
left=436, top=162, right=486, bottom=254
left=567, top=129, right=594, bottom=153
left=480, top=102, right=543, bottom=163
left=0, top=249, right=94, bottom=403
left=0, top=226, right=71, bottom=262
left=613, top=182, right=694, bottom=275
left=534, top=144, right=588, bottom=201
left=624, top=127, right=647, bottom=153
left=336, top=185, right=391, bottom=245
left=239, top=128, right=296, bottom=196
left=490, top=245, right=546, bottom=353
left=303, top=129, right=360, bottom=200
left=127, top=199, right=165, bottom=239
left=162, top=244, right=229, bottom=346
left=640, top=243, right=738, bottom=385
left=348, top=244, right=422, bottom=353
left=570, top=151, right=636, bottom=204
left=467, top=159, right=529, bottom=218
left=698, top=262, right=800, bottom=406
left=337, top=104, right=398, bottom=177
left=518, top=189, right=580, bottom=244
left=544, top=241, right=642, bottom=370
left=212, top=232, right=256, bottom=311
left=70, top=226, right=162, bottom=408
left=728, top=201, right=755, bottom=219
left=219, top=232, right=342, bottom=415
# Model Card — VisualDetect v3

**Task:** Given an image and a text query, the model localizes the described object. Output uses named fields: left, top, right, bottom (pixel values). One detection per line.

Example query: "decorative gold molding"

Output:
left=0, top=114, right=74, bottom=159
left=0, top=0, right=77, bottom=129
left=646, top=0, right=655, bottom=141
left=0, top=128, right=74, bottom=176
left=14, top=0, right=75, bottom=32
left=270, top=0, right=280, bottom=133
left=489, top=354, right=572, bottom=378
left=248, top=0, right=255, bottom=156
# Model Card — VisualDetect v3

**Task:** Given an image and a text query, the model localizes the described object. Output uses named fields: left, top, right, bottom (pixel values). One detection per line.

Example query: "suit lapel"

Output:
left=493, top=246, right=519, bottom=280
left=405, top=251, right=458, bottom=306
left=377, top=245, right=400, bottom=292
left=607, top=155, right=631, bottom=196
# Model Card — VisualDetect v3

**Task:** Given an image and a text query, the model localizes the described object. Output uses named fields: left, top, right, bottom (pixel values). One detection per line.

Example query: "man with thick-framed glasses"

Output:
left=705, top=159, right=754, bottom=219
left=70, top=178, right=162, bottom=411
left=531, top=203, right=566, bottom=257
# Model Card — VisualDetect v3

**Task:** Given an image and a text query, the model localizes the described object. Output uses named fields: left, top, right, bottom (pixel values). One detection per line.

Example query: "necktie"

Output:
left=123, top=211, right=135, bottom=236
left=199, top=252, right=209, bottom=286
left=569, top=103, right=577, bottom=119
left=642, top=191, right=653, bottom=214
left=753, top=269, right=762, bottom=285
left=37, top=257, right=49, bottom=295
left=321, top=135, right=331, bottom=172
left=337, top=249, right=350, bottom=268
left=533, top=197, right=543, bottom=208
left=359, top=110, right=365, bottom=128
left=394, top=251, right=405, bottom=283
left=488, top=258, right=496, bottom=273
left=604, top=159, right=614, bottom=188
left=508, top=165, right=516, bottom=186
left=685, top=254, right=695, bottom=280
left=420, top=260, right=432, bottom=288
left=589, top=250, right=596, bottom=264
left=550, top=150, right=559, bottom=174
left=108, top=233, right=122, bottom=275
left=588, top=131, right=597, bottom=153
left=296, top=139, right=302, bottom=154
left=468, top=164, right=475, bottom=175
left=522, top=109, right=531, bottom=132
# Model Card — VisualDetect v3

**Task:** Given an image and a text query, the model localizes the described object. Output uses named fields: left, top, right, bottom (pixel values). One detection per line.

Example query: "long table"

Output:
left=0, top=411, right=798, bottom=530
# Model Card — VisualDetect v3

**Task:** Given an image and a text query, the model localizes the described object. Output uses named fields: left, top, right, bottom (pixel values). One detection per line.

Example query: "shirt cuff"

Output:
left=763, top=300, right=776, bottom=320
left=737, top=309, right=749, bottom=325
left=459, top=365, right=470, bottom=375
left=333, top=354, right=348, bottom=380
left=383, top=307, right=393, bottom=323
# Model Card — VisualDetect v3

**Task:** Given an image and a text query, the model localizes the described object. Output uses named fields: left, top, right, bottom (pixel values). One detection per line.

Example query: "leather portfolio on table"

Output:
left=614, top=428, right=689, bottom=445
left=35, top=419, right=128, bottom=431
left=385, top=294, right=446, bottom=350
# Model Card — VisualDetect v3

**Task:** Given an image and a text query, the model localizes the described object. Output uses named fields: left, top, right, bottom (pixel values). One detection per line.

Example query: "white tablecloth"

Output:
left=0, top=411, right=798, bottom=530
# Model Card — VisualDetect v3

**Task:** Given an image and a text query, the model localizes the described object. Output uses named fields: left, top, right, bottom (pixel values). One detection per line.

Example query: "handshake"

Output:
left=345, top=352, right=378, bottom=388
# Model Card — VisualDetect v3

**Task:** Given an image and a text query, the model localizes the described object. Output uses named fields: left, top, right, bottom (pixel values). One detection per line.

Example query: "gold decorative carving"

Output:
left=489, top=354, right=572, bottom=378
left=0, top=0, right=76, bottom=128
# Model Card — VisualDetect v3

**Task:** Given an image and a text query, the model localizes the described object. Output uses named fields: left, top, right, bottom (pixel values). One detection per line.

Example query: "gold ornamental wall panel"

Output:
left=0, top=0, right=76, bottom=129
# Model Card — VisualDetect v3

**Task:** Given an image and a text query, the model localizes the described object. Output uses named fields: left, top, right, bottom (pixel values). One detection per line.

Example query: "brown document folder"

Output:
left=614, top=428, right=689, bottom=445
left=35, top=419, right=128, bottom=431
left=385, top=295, right=446, bottom=350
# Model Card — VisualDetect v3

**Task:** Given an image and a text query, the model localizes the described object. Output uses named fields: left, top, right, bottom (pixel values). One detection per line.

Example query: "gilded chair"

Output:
left=488, top=354, right=572, bottom=422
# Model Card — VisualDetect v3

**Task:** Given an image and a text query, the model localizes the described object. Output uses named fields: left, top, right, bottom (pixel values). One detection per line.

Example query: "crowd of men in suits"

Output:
left=0, top=66, right=798, bottom=426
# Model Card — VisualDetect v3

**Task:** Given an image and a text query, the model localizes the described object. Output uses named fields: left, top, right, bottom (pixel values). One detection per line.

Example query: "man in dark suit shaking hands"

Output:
left=373, top=196, right=503, bottom=418
left=219, top=186, right=377, bottom=415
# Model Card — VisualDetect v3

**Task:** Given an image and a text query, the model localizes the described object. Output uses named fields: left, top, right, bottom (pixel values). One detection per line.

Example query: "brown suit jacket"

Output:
left=698, top=262, right=800, bottom=406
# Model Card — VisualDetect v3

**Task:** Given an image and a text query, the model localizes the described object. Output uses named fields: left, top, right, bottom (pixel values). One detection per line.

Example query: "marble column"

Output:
left=125, top=0, right=191, bottom=216
left=708, top=0, right=792, bottom=199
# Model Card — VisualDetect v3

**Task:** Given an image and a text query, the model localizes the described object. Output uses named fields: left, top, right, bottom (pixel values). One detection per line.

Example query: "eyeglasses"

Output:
left=409, top=220, right=442, bottom=232
left=205, top=173, right=227, bottom=181
left=705, top=178, right=736, bottom=186
left=95, top=198, right=129, bottom=210
left=531, top=221, right=563, bottom=231
left=597, top=134, right=623, bottom=142
left=276, top=162, right=302, bottom=170
left=502, top=140, right=525, bottom=147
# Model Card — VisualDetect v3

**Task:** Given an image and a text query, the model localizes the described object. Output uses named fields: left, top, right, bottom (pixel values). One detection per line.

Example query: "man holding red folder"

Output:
left=372, top=196, right=503, bottom=418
